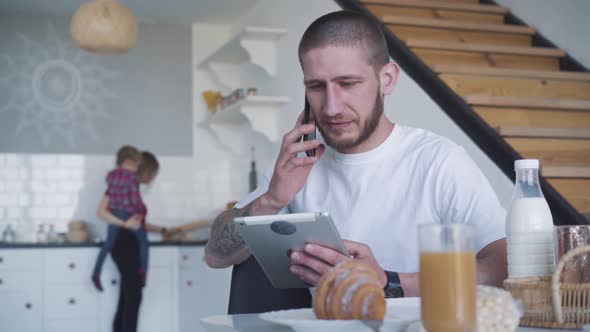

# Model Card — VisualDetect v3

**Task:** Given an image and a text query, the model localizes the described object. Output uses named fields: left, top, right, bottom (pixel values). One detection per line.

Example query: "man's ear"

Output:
left=380, top=61, right=399, bottom=96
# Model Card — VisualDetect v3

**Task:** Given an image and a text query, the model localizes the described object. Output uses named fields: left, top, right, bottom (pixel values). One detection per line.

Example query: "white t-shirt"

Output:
left=237, top=125, right=506, bottom=273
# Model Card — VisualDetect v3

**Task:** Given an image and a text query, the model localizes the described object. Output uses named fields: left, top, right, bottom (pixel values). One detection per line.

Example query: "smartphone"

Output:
left=302, top=96, right=316, bottom=157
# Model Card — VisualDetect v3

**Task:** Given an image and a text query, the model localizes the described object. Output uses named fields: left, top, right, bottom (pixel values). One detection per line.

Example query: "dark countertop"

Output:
left=0, top=240, right=208, bottom=249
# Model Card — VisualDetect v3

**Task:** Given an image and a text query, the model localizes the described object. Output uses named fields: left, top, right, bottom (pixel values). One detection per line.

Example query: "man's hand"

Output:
left=206, top=113, right=326, bottom=269
left=289, top=240, right=387, bottom=287
left=262, top=112, right=325, bottom=211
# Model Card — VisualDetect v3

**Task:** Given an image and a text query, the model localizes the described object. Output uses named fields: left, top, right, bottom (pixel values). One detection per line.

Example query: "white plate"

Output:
left=258, top=298, right=422, bottom=332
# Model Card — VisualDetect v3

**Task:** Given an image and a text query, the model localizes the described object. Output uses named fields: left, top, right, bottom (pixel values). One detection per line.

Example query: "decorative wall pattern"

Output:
left=1, top=23, right=118, bottom=146
left=0, top=13, right=193, bottom=156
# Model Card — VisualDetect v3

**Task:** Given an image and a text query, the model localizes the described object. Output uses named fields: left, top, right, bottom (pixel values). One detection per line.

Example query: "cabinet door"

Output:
left=0, top=251, right=43, bottom=332
left=0, top=289, right=43, bottom=332
left=44, top=284, right=99, bottom=320
left=138, top=266, right=174, bottom=332
left=45, top=319, right=99, bottom=332
left=0, top=249, right=42, bottom=271
left=179, top=267, right=201, bottom=332
left=44, top=248, right=96, bottom=284
left=179, top=247, right=231, bottom=332
left=179, top=247, right=204, bottom=269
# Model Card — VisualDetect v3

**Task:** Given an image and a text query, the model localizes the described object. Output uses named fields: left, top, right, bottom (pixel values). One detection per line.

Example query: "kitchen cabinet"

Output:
left=0, top=245, right=231, bottom=332
left=45, top=319, right=99, bottom=332
left=0, top=289, right=43, bottom=332
left=140, top=247, right=177, bottom=332
left=0, top=250, right=43, bottom=332
left=178, top=247, right=232, bottom=332
left=44, top=248, right=96, bottom=284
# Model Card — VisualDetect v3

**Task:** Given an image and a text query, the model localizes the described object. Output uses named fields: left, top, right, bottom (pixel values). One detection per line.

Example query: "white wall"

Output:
left=495, top=0, right=590, bottom=68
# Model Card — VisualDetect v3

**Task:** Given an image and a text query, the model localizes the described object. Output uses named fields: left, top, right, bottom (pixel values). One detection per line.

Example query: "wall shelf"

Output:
left=202, top=95, right=289, bottom=142
left=198, top=26, right=287, bottom=78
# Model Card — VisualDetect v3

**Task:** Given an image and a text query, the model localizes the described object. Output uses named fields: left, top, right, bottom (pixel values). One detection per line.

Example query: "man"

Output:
left=205, top=10, right=507, bottom=314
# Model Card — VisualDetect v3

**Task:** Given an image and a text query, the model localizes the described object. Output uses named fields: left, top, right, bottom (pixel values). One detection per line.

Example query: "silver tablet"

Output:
left=234, top=212, right=348, bottom=289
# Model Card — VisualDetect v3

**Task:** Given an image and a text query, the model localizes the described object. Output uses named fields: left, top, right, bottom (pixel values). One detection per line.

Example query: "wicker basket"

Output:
left=504, top=245, right=590, bottom=329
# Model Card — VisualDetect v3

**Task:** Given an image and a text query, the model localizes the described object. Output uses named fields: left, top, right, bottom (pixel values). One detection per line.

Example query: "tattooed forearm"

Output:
left=209, top=212, right=247, bottom=256
left=205, top=203, right=253, bottom=267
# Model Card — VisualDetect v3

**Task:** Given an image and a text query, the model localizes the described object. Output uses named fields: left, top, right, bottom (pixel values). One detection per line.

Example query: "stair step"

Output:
left=415, top=49, right=559, bottom=70
left=549, top=179, right=590, bottom=212
left=383, top=16, right=534, bottom=34
left=408, top=40, right=561, bottom=70
left=362, top=0, right=507, bottom=14
left=366, top=4, right=504, bottom=23
left=465, top=96, right=590, bottom=111
left=433, top=65, right=590, bottom=81
left=475, top=107, right=590, bottom=129
left=498, top=127, right=590, bottom=140
left=386, top=17, right=532, bottom=46
left=407, top=40, right=564, bottom=57
left=441, top=74, right=590, bottom=99
left=543, top=167, right=590, bottom=179
left=506, top=138, right=590, bottom=167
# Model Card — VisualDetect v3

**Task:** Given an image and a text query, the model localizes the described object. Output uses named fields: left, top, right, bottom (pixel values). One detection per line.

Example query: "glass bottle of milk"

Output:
left=506, top=159, right=555, bottom=278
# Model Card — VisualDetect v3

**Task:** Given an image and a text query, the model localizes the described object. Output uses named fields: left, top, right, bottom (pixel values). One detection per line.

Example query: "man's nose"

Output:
left=323, top=85, right=344, bottom=118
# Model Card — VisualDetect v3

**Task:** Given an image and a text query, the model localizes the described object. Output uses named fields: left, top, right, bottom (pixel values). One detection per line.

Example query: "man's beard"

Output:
left=316, top=90, right=384, bottom=153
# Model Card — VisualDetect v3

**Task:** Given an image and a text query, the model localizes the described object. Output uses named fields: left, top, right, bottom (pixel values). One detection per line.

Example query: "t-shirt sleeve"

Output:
left=433, top=147, right=506, bottom=254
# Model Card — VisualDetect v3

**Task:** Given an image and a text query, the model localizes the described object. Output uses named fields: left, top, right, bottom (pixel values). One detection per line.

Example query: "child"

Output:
left=91, top=147, right=161, bottom=291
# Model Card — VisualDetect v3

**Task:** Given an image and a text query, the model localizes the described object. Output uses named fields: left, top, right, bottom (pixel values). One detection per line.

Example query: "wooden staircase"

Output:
left=359, top=0, right=590, bottom=220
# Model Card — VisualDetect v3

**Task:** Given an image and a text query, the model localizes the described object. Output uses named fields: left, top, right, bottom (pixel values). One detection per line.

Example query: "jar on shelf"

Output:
left=247, top=87, right=257, bottom=96
left=36, top=224, right=48, bottom=243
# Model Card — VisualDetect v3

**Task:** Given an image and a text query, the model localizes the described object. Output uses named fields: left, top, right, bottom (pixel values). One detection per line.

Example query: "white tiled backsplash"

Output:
left=0, top=153, right=246, bottom=241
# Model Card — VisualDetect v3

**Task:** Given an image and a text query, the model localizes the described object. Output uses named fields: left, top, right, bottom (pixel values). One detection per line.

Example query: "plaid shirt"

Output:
left=105, top=168, right=146, bottom=225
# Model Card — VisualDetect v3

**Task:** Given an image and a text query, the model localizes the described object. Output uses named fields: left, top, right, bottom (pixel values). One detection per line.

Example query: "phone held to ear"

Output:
left=302, top=96, right=317, bottom=157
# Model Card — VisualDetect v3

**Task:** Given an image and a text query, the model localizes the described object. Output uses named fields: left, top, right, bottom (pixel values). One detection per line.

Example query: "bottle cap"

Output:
left=515, top=159, right=539, bottom=170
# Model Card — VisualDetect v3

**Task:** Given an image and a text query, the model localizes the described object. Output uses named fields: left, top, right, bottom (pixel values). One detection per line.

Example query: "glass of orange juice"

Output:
left=419, top=224, right=477, bottom=332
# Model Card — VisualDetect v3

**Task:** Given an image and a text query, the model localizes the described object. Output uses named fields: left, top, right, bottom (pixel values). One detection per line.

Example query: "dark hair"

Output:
left=298, top=11, right=389, bottom=72
left=137, top=151, right=159, bottom=181
left=115, top=145, right=141, bottom=167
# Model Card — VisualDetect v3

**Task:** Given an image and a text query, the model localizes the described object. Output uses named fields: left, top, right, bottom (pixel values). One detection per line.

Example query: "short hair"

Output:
left=116, top=145, right=141, bottom=167
left=298, top=11, right=390, bottom=72
left=137, top=151, right=159, bottom=180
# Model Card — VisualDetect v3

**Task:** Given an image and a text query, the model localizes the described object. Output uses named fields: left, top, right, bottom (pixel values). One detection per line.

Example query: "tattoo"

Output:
left=207, top=203, right=252, bottom=258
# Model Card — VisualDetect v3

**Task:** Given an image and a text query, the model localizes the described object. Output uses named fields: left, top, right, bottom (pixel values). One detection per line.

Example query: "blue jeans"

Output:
left=92, top=209, right=149, bottom=276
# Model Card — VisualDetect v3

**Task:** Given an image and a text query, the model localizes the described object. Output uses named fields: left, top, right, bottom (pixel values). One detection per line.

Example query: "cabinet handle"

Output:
left=25, top=302, right=32, bottom=310
left=187, top=280, right=192, bottom=287
left=68, top=262, right=76, bottom=269
left=0, top=278, right=3, bottom=285
left=182, top=254, right=188, bottom=261
left=0, top=256, right=3, bottom=263
left=69, top=298, right=76, bottom=305
left=111, top=279, right=118, bottom=285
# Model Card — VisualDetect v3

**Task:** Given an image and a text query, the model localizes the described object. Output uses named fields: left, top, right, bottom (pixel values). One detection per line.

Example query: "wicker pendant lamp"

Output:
left=70, top=0, right=138, bottom=54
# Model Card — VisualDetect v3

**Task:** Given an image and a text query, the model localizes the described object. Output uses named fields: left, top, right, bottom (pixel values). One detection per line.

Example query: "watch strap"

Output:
left=383, top=270, right=404, bottom=298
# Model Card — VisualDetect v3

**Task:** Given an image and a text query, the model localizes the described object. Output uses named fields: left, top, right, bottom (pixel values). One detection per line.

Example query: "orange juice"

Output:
left=420, top=251, right=476, bottom=332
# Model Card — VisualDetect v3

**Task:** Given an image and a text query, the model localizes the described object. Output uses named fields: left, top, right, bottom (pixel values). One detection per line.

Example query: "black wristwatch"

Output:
left=383, top=270, right=404, bottom=298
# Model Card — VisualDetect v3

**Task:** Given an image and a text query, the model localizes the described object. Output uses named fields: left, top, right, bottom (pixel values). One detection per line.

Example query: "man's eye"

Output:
left=341, top=82, right=357, bottom=88
left=308, top=84, right=323, bottom=90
